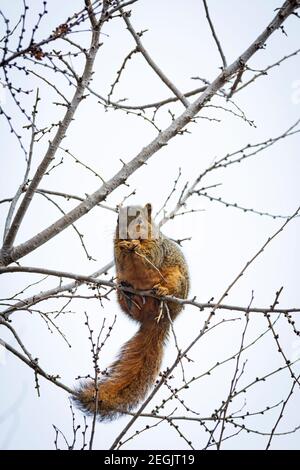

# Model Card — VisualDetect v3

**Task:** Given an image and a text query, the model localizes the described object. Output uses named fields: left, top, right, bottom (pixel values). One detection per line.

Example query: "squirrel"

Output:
left=75, top=203, right=189, bottom=419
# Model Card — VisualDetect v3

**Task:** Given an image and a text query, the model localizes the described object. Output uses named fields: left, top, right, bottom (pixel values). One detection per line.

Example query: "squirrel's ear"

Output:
left=145, top=203, right=152, bottom=217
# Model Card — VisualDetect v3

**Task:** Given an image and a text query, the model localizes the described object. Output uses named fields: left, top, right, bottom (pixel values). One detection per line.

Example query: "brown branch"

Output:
left=227, top=61, right=245, bottom=99
left=1, top=266, right=300, bottom=316
left=0, top=261, right=114, bottom=320
left=265, top=288, right=300, bottom=387
left=266, top=372, right=300, bottom=449
left=197, top=191, right=299, bottom=219
left=216, top=295, right=252, bottom=449
left=0, top=189, right=116, bottom=213
left=107, top=47, right=138, bottom=103
left=90, top=85, right=207, bottom=110
left=202, top=0, right=227, bottom=68
left=121, top=8, right=189, bottom=107
left=85, top=0, right=98, bottom=29
left=37, top=189, right=115, bottom=212
left=2, top=215, right=300, bottom=320
left=107, top=0, right=138, bottom=18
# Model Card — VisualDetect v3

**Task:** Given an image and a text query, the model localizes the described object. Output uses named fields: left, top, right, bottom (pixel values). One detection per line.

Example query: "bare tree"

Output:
left=0, top=0, right=300, bottom=450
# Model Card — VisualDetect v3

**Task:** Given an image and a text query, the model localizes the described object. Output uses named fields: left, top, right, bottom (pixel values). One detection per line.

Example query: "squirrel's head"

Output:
left=115, top=203, right=158, bottom=243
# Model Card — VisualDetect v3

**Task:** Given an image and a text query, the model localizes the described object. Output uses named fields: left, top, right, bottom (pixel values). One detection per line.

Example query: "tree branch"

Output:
left=1, top=0, right=298, bottom=267
left=0, top=338, right=74, bottom=395
left=1, top=14, right=103, bottom=255
left=121, top=7, right=189, bottom=108
left=202, top=0, right=227, bottom=68
left=2, top=89, right=39, bottom=241
left=0, top=261, right=114, bottom=320
left=109, top=202, right=300, bottom=448
left=84, top=0, right=98, bottom=29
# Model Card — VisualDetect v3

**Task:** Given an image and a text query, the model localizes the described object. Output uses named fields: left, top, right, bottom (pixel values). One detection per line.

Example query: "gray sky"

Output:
left=0, top=0, right=300, bottom=449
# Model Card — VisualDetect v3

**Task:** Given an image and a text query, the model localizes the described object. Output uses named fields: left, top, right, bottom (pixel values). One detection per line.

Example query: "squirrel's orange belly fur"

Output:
left=74, top=204, right=189, bottom=420
left=117, top=253, right=163, bottom=321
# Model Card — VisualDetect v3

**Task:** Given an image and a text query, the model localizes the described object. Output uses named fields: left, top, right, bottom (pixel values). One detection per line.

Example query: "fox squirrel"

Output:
left=75, top=203, right=189, bottom=419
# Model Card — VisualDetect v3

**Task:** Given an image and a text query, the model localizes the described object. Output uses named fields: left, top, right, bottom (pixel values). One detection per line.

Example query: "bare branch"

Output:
left=90, top=85, right=207, bottom=110
left=1, top=261, right=114, bottom=320
left=0, top=338, right=74, bottom=395
left=266, top=372, right=300, bottom=449
left=202, top=0, right=227, bottom=68
left=85, top=0, right=97, bottom=29
left=1, top=0, right=297, bottom=267
left=1, top=26, right=103, bottom=255
left=236, top=48, right=300, bottom=94
left=109, top=203, right=300, bottom=448
left=3, top=89, right=39, bottom=241
left=121, top=8, right=189, bottom=107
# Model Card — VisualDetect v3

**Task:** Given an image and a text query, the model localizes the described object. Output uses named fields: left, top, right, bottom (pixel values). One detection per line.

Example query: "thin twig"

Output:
left=202, top=0, right=227, bottom=68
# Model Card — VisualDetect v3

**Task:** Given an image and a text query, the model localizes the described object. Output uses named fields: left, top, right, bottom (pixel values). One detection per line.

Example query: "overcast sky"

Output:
left=0, top=0, right=300, bottom=450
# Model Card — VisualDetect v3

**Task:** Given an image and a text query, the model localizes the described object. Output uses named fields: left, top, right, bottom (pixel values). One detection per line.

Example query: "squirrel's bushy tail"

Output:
left=75, top=319, right=169, bottom=420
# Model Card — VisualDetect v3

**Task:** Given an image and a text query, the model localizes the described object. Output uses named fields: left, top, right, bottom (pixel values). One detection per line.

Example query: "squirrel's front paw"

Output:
left=118, top=280, right=133, bottom=289
left=152, top=283, right=169, bottom=296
